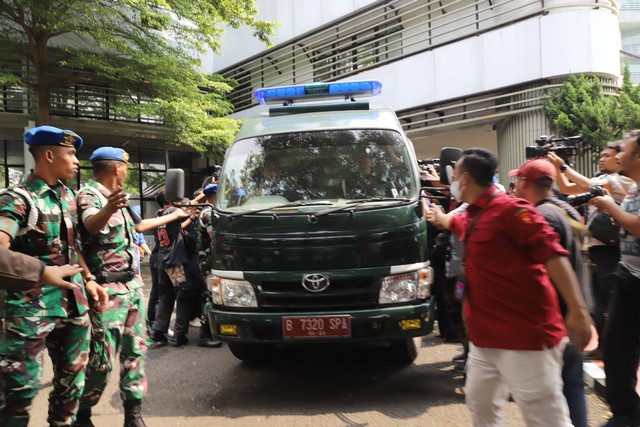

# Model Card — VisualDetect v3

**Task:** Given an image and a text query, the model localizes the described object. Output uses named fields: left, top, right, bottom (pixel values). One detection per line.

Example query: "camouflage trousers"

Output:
left=80, top=287, right=148, bottom=408
left=0, top=314, right=90, bottom=427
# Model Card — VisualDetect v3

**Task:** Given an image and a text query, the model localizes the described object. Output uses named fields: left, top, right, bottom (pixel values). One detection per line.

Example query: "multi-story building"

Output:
left=0, top=0, right=624, bottom=200
left=210, top=0, right=621, bottom=180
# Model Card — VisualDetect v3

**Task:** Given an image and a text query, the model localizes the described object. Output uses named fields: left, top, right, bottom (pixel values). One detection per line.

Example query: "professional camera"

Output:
left=418, top=158, right=440, bottom=173
left=566, top=184, right=606, bottom=207
left=418, top=158, right=440, bottom=186
left=525, top=135, right=583, bottom=164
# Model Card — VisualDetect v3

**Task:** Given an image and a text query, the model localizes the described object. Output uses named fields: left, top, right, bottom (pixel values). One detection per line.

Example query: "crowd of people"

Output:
left=0, top=126, right=221, bottom=427
left=3, top=123, right=640, bottom=427
left=422, top=133, right=640, bottom=427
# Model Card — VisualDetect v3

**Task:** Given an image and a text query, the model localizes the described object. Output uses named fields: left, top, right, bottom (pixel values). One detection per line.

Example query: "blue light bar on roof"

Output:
left=254, top=80, right=382, bottom=105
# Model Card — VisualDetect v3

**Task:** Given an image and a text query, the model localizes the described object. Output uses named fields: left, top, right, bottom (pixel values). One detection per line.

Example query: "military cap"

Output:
left=89, top=147, right=130, bottom=164
left=203, top=183, right=218, bottom=195
left=24, top=125, right=83, bottom=150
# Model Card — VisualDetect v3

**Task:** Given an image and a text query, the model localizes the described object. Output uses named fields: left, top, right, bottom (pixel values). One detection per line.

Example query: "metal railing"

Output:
left=397, top=78, right=619, bottom=135
left=1, top=83, right=164, bottom=125
left=220, top=0, right=619, bottom=111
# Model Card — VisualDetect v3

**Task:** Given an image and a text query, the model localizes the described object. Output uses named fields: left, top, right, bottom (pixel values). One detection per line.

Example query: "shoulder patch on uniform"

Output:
left=515, top=208, right=534, bottom=224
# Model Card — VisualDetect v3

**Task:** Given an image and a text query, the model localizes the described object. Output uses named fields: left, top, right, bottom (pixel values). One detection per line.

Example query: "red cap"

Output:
left=508, top=159, right=557, bottom=181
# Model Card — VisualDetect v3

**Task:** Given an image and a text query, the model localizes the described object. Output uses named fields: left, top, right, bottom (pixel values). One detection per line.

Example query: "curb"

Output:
left=584, top=361, right=606, bottom=399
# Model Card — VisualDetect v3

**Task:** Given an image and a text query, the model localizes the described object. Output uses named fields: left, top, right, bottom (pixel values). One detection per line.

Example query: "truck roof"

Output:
left=234, top=104, right=405, bottom=141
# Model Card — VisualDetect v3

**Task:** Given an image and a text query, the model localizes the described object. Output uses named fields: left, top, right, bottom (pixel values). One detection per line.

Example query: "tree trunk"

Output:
left=34, top=33, right=50, bottom=126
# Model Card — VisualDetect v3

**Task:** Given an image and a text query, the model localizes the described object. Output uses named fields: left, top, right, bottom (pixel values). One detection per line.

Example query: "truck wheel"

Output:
left=389, top=338, right=418, bottom=365
left=228, top=343, right=273, bottom=363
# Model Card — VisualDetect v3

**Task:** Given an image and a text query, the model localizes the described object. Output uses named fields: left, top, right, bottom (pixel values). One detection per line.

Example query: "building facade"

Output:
left=209, top=0, right=621, bottom=181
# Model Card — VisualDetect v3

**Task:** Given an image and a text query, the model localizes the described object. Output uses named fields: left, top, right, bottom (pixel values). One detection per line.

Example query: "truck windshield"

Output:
left=218, top=129, right=417, bottom=212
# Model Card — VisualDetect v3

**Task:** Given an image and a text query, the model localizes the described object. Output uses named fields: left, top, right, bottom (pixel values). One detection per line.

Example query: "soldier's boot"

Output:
left=124, top=399, right=147, bottom=427
left=74, top=407, right=95, bottom=427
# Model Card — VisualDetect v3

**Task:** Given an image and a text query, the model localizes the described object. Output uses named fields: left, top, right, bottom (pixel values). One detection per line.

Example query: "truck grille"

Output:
left=256, top=278, right=379, bottom=312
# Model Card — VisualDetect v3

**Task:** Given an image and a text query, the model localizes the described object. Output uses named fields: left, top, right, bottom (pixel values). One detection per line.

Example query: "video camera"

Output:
left=525, top=135, right=582, bottom=164
left=566, top=184, right=606, bottom=207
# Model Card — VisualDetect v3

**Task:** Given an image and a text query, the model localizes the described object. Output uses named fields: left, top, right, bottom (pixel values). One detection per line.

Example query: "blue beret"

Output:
left=24, top=126, right=83, bottom=150
left=203, top=183, right=218, bottom=195
left=89, top=147, right=130, bottom=163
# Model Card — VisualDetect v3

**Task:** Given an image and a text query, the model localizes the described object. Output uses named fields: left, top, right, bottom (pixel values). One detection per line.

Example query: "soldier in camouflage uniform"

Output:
left=0, top=126, right=108, bottom=427
left=74, top=147, right=190, bottom=427
left=194, top=183, right=222, bottom=347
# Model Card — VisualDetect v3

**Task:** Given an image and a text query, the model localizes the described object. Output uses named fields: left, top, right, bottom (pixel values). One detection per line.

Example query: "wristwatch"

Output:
left=559, top=164, right=568, bottom=172
left=85, top=274, right=97, bottom=283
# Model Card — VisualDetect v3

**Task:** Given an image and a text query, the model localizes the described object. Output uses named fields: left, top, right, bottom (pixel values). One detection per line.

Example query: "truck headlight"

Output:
left=417, top=267, right=433, bottom=299
left=207, top=275, right=257, bottom=308
left=379, top=272, right=418, bottom=304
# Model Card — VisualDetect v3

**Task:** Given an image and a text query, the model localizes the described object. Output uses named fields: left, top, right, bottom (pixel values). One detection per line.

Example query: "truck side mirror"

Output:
left=165, top=168, right=185, bottom=203
left=439, top=147, right=463, bottom=185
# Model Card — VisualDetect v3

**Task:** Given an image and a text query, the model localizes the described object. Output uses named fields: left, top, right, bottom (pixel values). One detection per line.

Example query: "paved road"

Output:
left=30, top=330, right=611, bottom=427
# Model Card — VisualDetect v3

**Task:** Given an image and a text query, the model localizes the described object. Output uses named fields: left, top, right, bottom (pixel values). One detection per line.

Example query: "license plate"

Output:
left=282, top=315, right=351, bottom=339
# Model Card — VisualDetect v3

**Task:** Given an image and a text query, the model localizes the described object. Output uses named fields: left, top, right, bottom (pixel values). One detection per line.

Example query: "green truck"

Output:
left=207, top=80, right=435, bottom=363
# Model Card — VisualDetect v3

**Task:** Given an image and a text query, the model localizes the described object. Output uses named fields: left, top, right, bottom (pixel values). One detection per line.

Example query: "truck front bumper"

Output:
left=207, top=296, right=435, bottom=344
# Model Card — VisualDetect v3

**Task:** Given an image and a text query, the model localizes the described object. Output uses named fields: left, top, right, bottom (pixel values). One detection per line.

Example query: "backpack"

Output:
left=0, top=186, right=39, bottom=236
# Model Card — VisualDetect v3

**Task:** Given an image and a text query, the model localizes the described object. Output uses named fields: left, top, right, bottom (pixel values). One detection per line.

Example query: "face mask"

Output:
left=450, top=179, right=462, bottom=201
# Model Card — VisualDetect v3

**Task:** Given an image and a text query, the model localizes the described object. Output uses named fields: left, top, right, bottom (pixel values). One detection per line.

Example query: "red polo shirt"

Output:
left=450, top=186, right=568, bottom=350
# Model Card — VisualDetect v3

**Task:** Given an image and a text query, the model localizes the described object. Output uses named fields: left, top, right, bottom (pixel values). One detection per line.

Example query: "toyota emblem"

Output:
left=301, top=273, right=330, bottom=292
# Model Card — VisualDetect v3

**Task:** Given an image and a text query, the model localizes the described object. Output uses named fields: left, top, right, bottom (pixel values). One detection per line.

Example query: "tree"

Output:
left=543, top=74, right=620, bottom=152
left=0, top=0, right=276, bottom=154
left=544, top=66, right=640, bottom=152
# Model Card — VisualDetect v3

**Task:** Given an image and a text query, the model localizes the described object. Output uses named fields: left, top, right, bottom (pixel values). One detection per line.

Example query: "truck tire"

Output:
left=389, top=337, right=418, bottom=365
left=228, top=343, right=273, bottom=363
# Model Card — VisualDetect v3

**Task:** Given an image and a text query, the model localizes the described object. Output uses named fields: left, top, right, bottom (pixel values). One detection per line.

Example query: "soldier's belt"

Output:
left=97, top=270, right=135, bottom=284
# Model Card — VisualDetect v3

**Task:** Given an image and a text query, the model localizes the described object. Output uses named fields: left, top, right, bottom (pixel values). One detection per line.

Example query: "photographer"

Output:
left=589, top=130, right=640, bottom=427
left=548, top=142, right=634, bottom=359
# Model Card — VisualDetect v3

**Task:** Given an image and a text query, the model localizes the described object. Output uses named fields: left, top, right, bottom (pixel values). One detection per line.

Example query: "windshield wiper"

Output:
left=229, top=200, right=333, bottom=218
left=312, top=197, right=412, bottom=218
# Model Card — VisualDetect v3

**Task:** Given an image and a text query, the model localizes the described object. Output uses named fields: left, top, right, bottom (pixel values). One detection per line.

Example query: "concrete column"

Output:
left=23, top=120, right=35, bottom=177
left=496, top=108, right=550, bottom=185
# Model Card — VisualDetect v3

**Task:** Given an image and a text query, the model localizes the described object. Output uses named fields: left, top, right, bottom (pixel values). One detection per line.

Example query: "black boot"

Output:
left=74, top=407, right=94, bottom=427
left=123, top=399, right=147, bottom=427
left=198, top=320, right=222, bottom=348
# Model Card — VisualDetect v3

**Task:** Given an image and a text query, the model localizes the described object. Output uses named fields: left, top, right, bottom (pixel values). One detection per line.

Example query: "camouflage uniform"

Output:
left=76, top=179, right=147, bottom=409
left=0, top=174, right=90, bottom=427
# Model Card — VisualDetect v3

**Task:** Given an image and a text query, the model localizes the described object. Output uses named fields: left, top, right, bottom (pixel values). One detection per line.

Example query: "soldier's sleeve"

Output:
left=0, top=191, right=28, bottom=240
left=77, top=188, right=101, bottom=226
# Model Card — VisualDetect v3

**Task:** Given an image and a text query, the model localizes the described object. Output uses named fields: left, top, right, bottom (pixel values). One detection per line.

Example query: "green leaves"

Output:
left=0, top=0, right=276, bottom=156
left=544, top=66, right=640, bottom=151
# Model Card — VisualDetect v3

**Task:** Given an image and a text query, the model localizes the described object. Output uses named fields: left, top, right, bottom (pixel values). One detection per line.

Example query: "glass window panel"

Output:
left=6, top=141, right=24, bottom=164
left=142, top=170, right=164, bottom=198
left=142, top=199, right=161, bottom=220
left=122, top=148, right=139, bottom=165
left=140, top=149, right=165, bottom=170
left=0, top=165, right=5, bottom=189
left=124, top=168, right=141, bottom=197
left=128, top=198, right=141, bottom=217
left=168, top=152, right=190, bottom=170
left=8, top=167, right=24, bottom=185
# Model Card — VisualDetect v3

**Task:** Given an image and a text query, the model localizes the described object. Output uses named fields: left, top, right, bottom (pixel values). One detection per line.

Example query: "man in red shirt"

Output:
left=427, top=148, right=592, bottom=426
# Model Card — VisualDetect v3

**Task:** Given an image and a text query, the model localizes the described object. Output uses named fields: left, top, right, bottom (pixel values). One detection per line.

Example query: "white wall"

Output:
left=208, top=0, right=379, bottom=72
left=230, top=9, right=620, bottom=119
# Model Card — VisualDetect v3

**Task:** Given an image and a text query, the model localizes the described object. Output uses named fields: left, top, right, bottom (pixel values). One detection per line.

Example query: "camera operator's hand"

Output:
left=547, top=152, right=565, bottom=170
left=588, top=195, right=616, bottom=214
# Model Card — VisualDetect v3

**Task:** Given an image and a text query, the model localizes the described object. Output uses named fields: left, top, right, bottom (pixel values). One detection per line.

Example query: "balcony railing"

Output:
left=1, top=83, right=164, bottom=125
left=220, top=0, right=619, bottom=112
